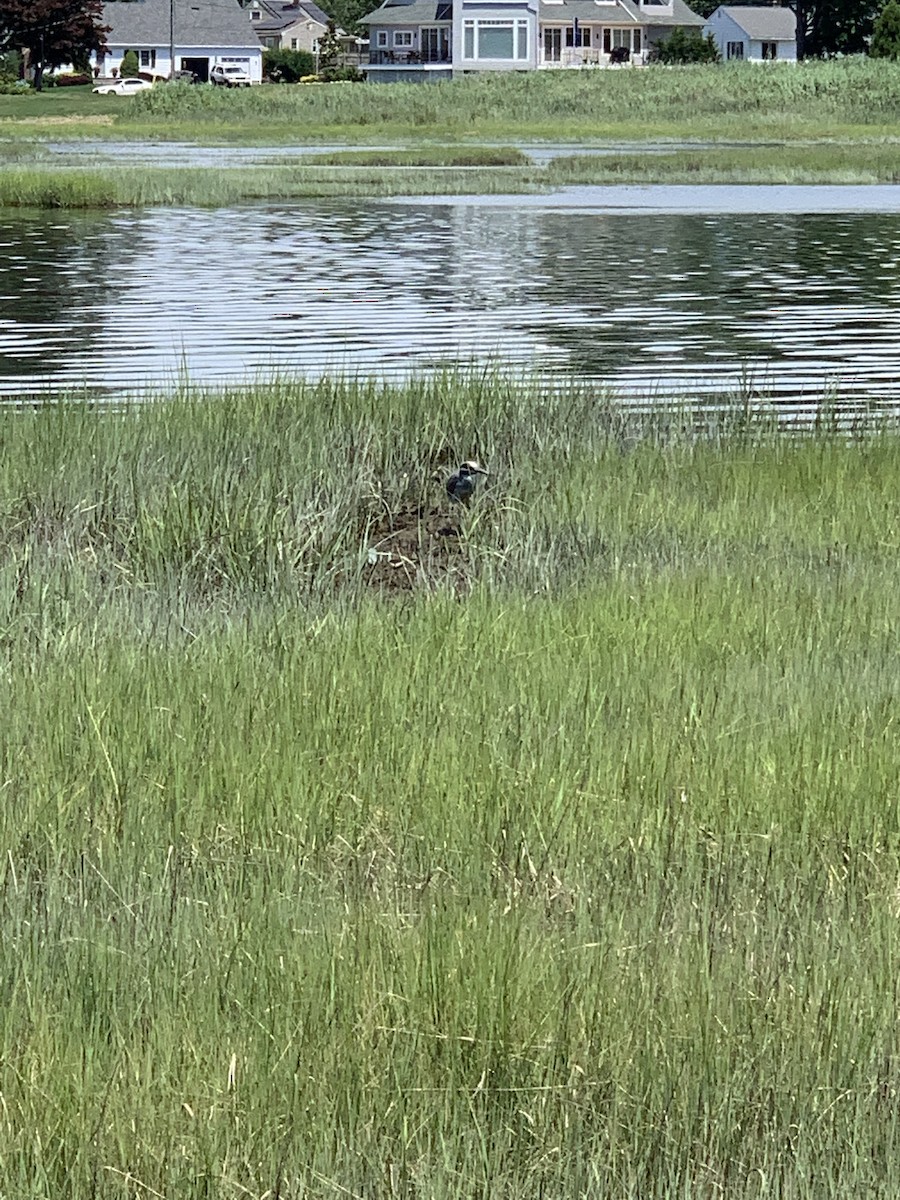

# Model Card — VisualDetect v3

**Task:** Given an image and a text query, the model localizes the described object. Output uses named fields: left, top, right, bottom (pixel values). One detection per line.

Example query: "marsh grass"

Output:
left=0, top=163, right=538, bottom=206
left=119, top=58, right=900, bottom=142
left=4, top=58, right=900, bottom=146
left=6, top=138, right=900, bottom=208
left=547, top=141, right=900, bottom=184
left=4, top=376, right=900, bottom=1195
left=304, top=145, right=531, bottom=166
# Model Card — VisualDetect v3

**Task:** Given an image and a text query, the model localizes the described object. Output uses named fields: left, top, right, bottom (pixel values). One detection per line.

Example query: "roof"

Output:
left=251, top=0, right=332, bottom=32
left=625, top=0, right=705, bottom=26
left=361, top=0, right=450, bottom=22
left=712, top=4, right=796, bottom=38
left=539, top=0, right=640, bottom=23
left=102, top=0, right=263, bottom=47
left=364, top=0, right=703, bottom=22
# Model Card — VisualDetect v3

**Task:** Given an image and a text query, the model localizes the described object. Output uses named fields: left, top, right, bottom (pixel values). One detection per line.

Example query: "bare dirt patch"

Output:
left=0, top=115, right=114, bottom=126
left=362, top=503, right=473, bottom=594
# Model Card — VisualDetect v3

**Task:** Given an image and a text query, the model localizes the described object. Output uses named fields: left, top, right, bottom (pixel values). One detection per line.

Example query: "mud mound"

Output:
left=362, top=503, right=473, bottom=593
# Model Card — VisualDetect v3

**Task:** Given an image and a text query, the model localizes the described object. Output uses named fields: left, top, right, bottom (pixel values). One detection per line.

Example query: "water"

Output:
left=3, top=187, right=900, bottom=413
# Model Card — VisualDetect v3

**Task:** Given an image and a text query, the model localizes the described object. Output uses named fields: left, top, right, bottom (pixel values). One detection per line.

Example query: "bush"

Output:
left=55, top=73, right=92, bottom=87
left=650, top=28, right=720, bottom=64
left=263, top=47, right=316, bottom=82
left=318, top=65, right=364, bottom=82
left=0, top=49, right=22, bottom=83
left=870, top=0, right=900, bottom=59
left=120, top=49, right=140, bottom=77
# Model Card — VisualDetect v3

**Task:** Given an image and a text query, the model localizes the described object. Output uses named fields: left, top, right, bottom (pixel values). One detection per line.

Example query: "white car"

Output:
left=92, top=77, right=154, bottom=96
left=210, top=64, right=252, bottom=87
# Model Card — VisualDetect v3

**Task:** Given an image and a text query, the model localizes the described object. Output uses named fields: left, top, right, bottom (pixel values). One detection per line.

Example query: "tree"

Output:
left=316, top=19, right=342, bottom=72
left=870, top=0, right=900, bottom=56
left=785, top=0, right=880, bottom=57
left=650, top=28, right=720, bottom=63
left=0, top=0, right=108, bottom=89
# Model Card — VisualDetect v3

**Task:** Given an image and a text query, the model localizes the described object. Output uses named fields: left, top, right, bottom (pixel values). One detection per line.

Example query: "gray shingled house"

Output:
left=363, top=0, right=704, bottom=79
left=91, top=0, right=264, bottom=83
left=702, top=5, right=797, bottom=61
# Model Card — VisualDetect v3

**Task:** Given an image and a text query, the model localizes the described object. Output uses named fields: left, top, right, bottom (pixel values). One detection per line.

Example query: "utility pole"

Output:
left=169, top=0, right=175, bottom=77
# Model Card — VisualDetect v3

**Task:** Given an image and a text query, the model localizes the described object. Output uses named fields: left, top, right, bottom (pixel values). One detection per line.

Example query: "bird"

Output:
left=446, top=460, right=488, bottom=506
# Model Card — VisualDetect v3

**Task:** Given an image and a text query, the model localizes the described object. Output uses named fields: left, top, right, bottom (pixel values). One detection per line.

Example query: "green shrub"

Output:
left=651, top=28, right=720, bottom=64
left=120, top=49, right=140, bottom=77
left=263, top=47, right=316, bottom=82
left=319, top=64, right=364, bottom=81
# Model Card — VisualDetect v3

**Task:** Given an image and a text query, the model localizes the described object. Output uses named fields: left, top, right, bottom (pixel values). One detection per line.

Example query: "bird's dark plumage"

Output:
left=446, top=460, right=488, bottom=505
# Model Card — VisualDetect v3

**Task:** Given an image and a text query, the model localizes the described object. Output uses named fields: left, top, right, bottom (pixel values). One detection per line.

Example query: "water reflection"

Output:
left=3, top=197, right=900, bottom=411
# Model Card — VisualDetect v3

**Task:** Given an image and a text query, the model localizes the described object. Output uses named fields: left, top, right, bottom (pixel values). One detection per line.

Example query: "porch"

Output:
left=369, top=25, right=451, bottom=65
left=537, top=23, right=644, bottom=67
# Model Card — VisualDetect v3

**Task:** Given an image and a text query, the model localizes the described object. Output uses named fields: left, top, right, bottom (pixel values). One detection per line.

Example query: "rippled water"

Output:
left=3, top=190, right=900, bottom=412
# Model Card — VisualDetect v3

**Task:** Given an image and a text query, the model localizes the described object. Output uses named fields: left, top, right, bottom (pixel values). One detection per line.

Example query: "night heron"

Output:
left=446, top=460, right=488, bottom=506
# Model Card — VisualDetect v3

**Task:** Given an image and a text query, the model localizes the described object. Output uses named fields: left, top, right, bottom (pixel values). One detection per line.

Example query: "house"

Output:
left=247, top=0, right=365, bottom=63
left=363, top=0, right=704, bottom=80
left=91, top=0, right=264, bottom=83
left=702, top=5, right=796, bottom=61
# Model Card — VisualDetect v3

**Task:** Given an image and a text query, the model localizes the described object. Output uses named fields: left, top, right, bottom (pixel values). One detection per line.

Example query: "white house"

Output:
left=92, top=0, right=265, bottom=83
left=363, top=0, right=704, bottom=79
left=702, top=5, right=796, bottom=62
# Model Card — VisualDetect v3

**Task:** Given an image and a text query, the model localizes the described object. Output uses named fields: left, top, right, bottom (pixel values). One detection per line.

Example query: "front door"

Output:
left=543, top=26, right=562, bottom=63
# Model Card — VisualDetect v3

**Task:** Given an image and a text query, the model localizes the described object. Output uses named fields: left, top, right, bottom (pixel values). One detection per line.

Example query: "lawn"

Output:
left=3, top=377, right=900, bottom=1196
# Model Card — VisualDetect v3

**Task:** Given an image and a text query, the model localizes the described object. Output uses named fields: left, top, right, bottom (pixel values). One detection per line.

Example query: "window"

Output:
left=376, top=30, right=387, bottom=46
left=603, top=27, right=639, bottom=52
left=726, top=40, right=744, bottom=58
left=462, top=18, right=529, bottom=60
left=393, top=30, right=414, bottom=47
left=565, top=24, right=591, bottom=47
left=250, top=9, right=261, bottom=18
left=761, top=40, right=777, bottom=58
left=139, top=49, right=156, bottom=67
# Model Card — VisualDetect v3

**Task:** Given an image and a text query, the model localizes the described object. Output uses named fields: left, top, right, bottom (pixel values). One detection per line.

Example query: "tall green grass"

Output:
left=3, top=378, right=900, bottom=1196
left=120, top=58, right=900, bottom=142
left=5, top=58, right=900, bottom=144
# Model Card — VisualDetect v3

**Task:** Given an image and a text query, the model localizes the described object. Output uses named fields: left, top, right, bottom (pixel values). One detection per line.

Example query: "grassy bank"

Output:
left=3, top=58, right=900, bottom=146
left=3, top=378, right=900, bottom=1196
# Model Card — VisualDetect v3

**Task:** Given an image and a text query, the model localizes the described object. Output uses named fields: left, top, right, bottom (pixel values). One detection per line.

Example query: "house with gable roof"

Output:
left=91, top=0, right=264, bottom=83
left=363, top=0, right=704, bottom=80
left=702, top=5, right=797, bottom=61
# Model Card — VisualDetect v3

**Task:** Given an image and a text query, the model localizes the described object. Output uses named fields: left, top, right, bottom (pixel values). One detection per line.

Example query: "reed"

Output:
left=0, top=163, right=537, bottom=206
left=3, top=377, right=900, bottom=1196
left=546, top=141, right=900, bottom=184
left=117, top=57, right=900, bottom=142
left=4, top=58, right=900, bottom=145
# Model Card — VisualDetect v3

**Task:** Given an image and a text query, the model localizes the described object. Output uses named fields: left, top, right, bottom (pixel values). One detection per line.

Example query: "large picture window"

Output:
left=463, top=18, right=529, bottom=60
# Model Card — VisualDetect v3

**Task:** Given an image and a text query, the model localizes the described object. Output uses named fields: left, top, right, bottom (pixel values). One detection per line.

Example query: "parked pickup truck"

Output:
left=210, top=63, right=252, bottom=87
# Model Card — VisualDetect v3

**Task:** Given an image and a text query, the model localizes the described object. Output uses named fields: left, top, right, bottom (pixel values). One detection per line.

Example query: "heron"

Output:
left=446, top=460, right=488, bottom=506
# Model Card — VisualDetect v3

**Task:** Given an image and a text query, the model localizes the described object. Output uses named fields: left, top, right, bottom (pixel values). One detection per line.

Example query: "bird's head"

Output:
left=460, top=460, right=488, bottom=477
